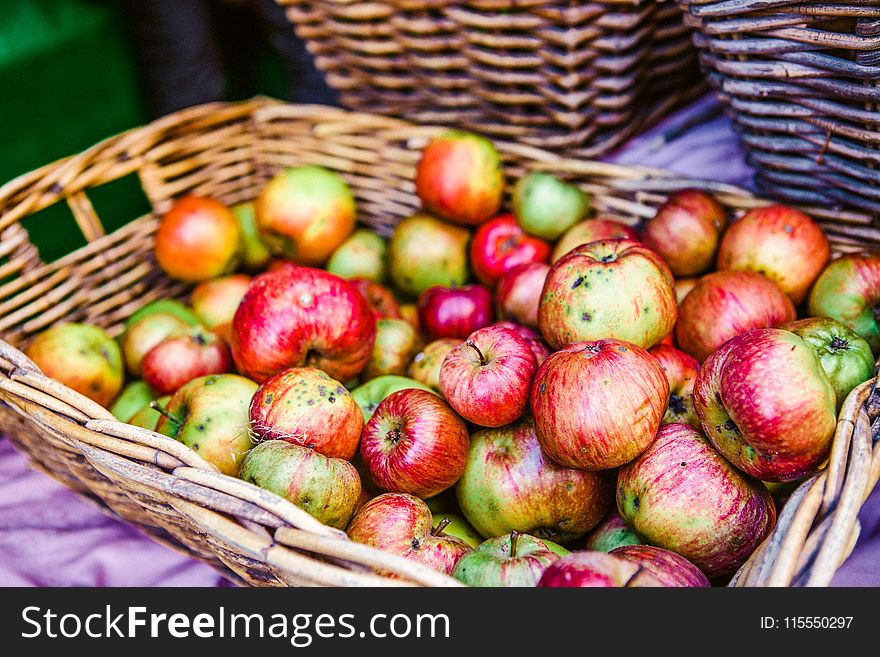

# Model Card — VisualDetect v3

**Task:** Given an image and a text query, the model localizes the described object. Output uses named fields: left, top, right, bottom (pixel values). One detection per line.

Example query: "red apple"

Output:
left=642, top=190, right=727, bottom=277
left=693, top=328, right=837, bottom=482
left=551, top=217, right=640, bottom=263
left=610, top=545, right=710, bottom=587
left=190, top=274, right=251, bottom=342
left=347, top=492, right=472, bottom=575
left=494, top=321, right=551, bottom=365
left=417, top=284, right=494, bottom=341
left=120, top=311, right=192, bottom=377
left=676, top=270, right=796, bottom=362
left=496, top=262, right=550, bottom=328
left=537, top=551, right=665, bottom=587
left=141, top=328, right=231, bottom=395
left=415, top=131, right=504, bottom=227
left=469, top=214, right=551, bottom=287
left=230, top=265, right=376, bottom=383
left=350, top=278, right=401, bottom=321
left=360, top=389, right=469, bottom=498
left=439, top=325, right=537, bottom=427
left=649, top=343, right=701, bottom=430
left=363, top=318, right=422, bottom=380
left=249, top=367, right=363, bottom=460
left=718, top=204, right=830, bottom=305
left=617, top=423, right=776, bottom=578
left=538, top=238, right=677, bottom=350
left=408, top=338, right=461, bottom=391
left=531, top=339, right=669, bottom=470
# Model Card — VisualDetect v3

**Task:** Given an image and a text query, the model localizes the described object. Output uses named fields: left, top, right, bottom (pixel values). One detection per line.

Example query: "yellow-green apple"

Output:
left=783, top=317, right=874, bottom=411
left=408, top=338, right=460, bottom=391
left=190, top=274, right=251, bottom=342
left=347, top=492, right=472, bottom=575
left=649, top=343, right=701, bottom=430
left=551, top=217, right=640, bottom=263
left=233, top=201, right=271, bottom=272
left=110, top=380, right=156, bottom=422
left=676, top=270, right=795, bottom=362
left=539, top=239, right=677, bottom=350
left=432, top=513, right=482, bottom=549
left=325, top=228, right=388, bottom=283
left=124, top=299, right=201, bottom=329
left=584, top=509, right=643, bottom=552
left=693, top=328, right=837, bottom=482
left=610, top=545, right=710, bottom=587
left=469, top=214, right=551, bottom=287
left=230, top=265, right=375, bottom=383
left=239, top=440, right=361, bottom=529
left=675, top=277, right=699, bottom=304
left=496, top=262, right=550, bottom=328
left=154, top=195, right=241, bottom=282
left=455, top=416, right=613, bottom=542
left=414, top=130, right=503, bottom=227
left=388, top=214, right=471, bottom=298
left=154, top=374, right=258, bottom=476
left=439, top=325, right=537, bottom=427
left=349, top=278, right=401, bottom=321
left=255, top=165, right=355, bottom=266
left=494, top=321, right=551, bottom=365
left=363, top=319, right=422, bottom=380
left=453, top=532, right=562, bottom=587
left=350, top=374, right=436, bottom=422
left=642, top=190, right=727, bottom=277
left=120, top=311, right=193, bottom=377
left=418, top=284, right=493, bottom=341
left=718, top=204, right=829, bottom=305
left=359, top=389, right=469, bottom=498
left=141, top=328, right=231, bottom=395
left=808, top=252, right=880, bottom=355
left=617, top=423, right=776, bottom=578
left=398, top=303, right=420, bottom=333
left=250, top=367, right=363, bottom=460
left=537, top=551, right=666, bottom=587
left=531, top=339, right=668, bottom=470
left=128, top=394, right=169, bottom=431
left=25, top=323, right=124, bottom=407
left=513, top=171, right=591, bottom=241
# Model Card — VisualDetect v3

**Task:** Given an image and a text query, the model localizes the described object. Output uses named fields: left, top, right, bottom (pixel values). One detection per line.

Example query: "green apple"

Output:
left=512, top=172, right=591, bottom=241
left=453, top=532, right=562, bottom=587
left=128, top=394, right=170, bottom=431
left=584, top=510, right=643, bottom=553
left=350, top=374, right=436, bottom=422
left=110, top=380, right=156, bottom=422
left=326, top=229, right=389, bottom=283
left=388, top=213, right=471, bottom=298
left=125, top=299, right=201, bottom=329
left=432, top=513, right=482, bottom=549
left=233, top=201, right=272, bottom=272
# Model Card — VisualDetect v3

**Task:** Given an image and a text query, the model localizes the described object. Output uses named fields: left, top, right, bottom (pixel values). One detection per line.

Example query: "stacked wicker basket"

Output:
left=0, top=98, right=879, bottom=586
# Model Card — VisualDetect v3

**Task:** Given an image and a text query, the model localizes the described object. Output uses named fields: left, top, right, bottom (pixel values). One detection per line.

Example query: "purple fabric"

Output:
left=1, top=94, right=877, bottom=586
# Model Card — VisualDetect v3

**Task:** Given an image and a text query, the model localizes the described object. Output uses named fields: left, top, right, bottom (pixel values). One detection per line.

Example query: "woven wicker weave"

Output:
left=677, top=0, right=880, bottom=218
left=0, top=98, right=878, bottom=586
left=278, top=0, right=705, bottom=157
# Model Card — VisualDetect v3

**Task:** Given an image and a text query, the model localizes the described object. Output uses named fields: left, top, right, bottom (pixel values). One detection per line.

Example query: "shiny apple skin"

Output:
left=539, top=238, right=677, bottom=350
left=537, top=551, right=665, bottom=587
left=551, top=218, right=640, bottom=263
left=531, top=339, right=669, bottom=471
left=469, top=214, right=551, bottom=287
left=617, top=423, right=776, bottom=578
left=610, top=545, right=710, bottom=587
left=121, top=312, right=192, bottom=377
left=497, top=262, right=550, bottom=329
left=649, top=343, right=702, bottom=430
left=141, top=329, right=232, bottom=396
left=512, top=172, right=591, bottom=241
left=418, top=284, right=494, bottom=341
left=230, top=265, right=376, bottom=383
left=676, top=270, right=796, bottom=362
left=693, top=328, right=837, bottom=483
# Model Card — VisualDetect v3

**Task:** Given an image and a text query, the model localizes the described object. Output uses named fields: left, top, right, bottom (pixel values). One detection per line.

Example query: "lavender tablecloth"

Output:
left=1, top=95, right=878, bottom=587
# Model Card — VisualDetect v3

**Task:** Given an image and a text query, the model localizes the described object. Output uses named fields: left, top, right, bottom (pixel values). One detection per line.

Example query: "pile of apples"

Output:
left=25, top=129, right=880, bottom=587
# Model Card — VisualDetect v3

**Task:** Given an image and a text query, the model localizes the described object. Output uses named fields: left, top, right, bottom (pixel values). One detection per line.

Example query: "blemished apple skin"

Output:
left=455, top=416, right=613, bottom=543
left=239, top=440, right=361, bottom=530
left=537, top=551, right=665, bottom=588
left=551, top=218, right=640, bottom=264
left=249, top=367, right=363, bottom=460
left=808, top=252, right=880, bottom=356
left=539, top=238, right=677, bottom=350
left=717, top=204, right=829, bottom=305
left=649, top=343, right=702, bottom=430
left=675, top=270, right=796, bottom=362
left=439, top=325, right=538, bottom=428
left=583, top=509, right=643, bottom=553
left=452, top=533, right=561, bottom=587
left=360, top=389, right=469, bottom=499
left=347, top=493, right=472, bottom=575
left=692, top=328, right=837, bottom=483
left=531, top=339, right=669, bottom=471
left=617, top=423, right=776, bottom=578
left=610, top=545, right=710, bottom=588
left=496, top=262, right=550, bottom=329
left=230, top=265, right=376, bottom=383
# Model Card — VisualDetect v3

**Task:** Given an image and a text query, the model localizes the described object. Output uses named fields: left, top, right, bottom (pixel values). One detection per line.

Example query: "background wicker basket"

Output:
left=676, top=0, right=880, bottom=217
left=0, top=98, right=878, bottom=586
left=276, top=0, right=705, bottom=157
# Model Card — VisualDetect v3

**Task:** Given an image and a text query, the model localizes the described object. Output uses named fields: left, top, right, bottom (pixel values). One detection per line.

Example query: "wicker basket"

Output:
left=676, top=0, right=880, bottom=216
left=0, top=98, right=878, bottom=586
left=277, top=0, right=705, bottom=157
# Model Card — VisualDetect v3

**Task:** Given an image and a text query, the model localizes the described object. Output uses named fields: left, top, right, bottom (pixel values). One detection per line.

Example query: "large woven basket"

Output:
left=0, top=98, right=878, bottom=587
left=676, top=0, right=880, bottom=216
left=277, top=0, right=704, bottom=157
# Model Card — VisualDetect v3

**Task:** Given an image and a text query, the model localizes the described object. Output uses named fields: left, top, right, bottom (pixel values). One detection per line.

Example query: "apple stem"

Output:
left=431, top=517, right=452, bottom=537
left=510, top=531, right=519, bottom=559
left=623, top=566, right=647, bottom=588
left=149, top=400, right=183, bottom=426
left=466, top=339, right=488, bottom=366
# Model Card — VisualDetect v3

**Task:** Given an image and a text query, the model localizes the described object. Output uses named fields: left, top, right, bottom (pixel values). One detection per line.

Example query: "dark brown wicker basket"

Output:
left=676, top=0, right=880, bottom=216
left=278, top=0, right=705, bottom=157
